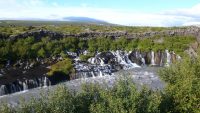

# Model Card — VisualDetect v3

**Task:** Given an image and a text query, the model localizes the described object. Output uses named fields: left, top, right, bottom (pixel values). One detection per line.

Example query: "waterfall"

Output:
left=100, top=58, right=105, bottom=66
left=38, top=78, right=43, bottom=87
left=165, top=50, right=171, bottom=66
left=88, top=57, right=103, bottom=65
left=99, top=71, right=103, bottom=77
left=17, top=80, right=23, bottom=91
left=75, top=59, right=113, bottom=79
left=111, top=50, right=140, bottom=70
left=44, top=77, right=48, bottom=87
left=0, top=76, right=53, bottom=96
left=113, top=50, right=124, bottom=64
left=10, top=84, right=17, bottom=93
left=0, top=85, right=8, bottom=96
left=83, top=50, right=89, bottom=55
left=135, top=51, right=139, bottom=58
left=151, top=51, right=156, bottom=65
left=91, top=71, right=95, bottom=78
left=88, top=57, right=96, bottom=64
left=34, top=78, right=39, bottom=87
left=23, top=81, right=28, bottom=91
left=138, top=53, right=146, bottom=66
left=141, top=57, right=146, bottom=66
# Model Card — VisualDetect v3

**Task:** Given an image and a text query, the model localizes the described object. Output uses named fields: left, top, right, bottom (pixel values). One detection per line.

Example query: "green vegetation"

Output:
left=0, top=34, right=195, bottom=66
left=79, top=54, right=94, bottom=62
left=0, top=37, right=81, bottom=64
left=47, top=58, right=74, bottom=76
left=0, top=20, right=186, bottom=34
left=158, top=54, right=200, bottom=113
left=0, top=26, right=29, bottom=36
left=43, top=25, right=180, bottom=34
left=138, top=35, right=196, bottom=55
left=0, top=25, right=196, bottom=66
left=87, top=35, right=195, bottom=55
left=0, top=23, right=199, bottom=113
left=0, top=77, right=162, bottom=113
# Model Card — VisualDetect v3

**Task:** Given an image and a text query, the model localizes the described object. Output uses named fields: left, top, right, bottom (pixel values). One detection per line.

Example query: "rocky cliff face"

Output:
left=1, top=26, right=200, bottom=41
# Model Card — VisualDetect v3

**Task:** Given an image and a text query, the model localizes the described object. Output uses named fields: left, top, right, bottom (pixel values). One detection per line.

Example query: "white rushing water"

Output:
left=0, top=85, right=7, bottom=96
left=151, top=51, right=156, bottom=65
left=23, top=81, right=28, bottom=92
left=44, top=77, right=48, bottom=87
left=100, top=58, right=105, bottom=66
left=165, top=50, right=171, bottom=66
left=112, top=50, right=140, bottom=70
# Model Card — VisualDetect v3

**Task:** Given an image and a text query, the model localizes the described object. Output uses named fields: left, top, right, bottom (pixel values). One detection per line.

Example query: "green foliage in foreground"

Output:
left=0, top=78, right=162, bottom=113
left=47, top=58, right=74, bottom=76
left=159, top=54, right=200, bottom=113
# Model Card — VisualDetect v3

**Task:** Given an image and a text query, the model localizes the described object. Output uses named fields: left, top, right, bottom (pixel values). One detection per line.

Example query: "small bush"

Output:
left=79, top=54, right=94, bottom=62
left=47, top=58, right=74, bottom=76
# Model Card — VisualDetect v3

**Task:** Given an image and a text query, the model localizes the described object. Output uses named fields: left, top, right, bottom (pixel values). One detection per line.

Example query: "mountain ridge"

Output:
left=63, top=16, right=109, bottom=24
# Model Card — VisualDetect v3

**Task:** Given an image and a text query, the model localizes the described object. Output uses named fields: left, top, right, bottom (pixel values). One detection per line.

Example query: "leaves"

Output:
left=47, top=58, right=73, bottom=76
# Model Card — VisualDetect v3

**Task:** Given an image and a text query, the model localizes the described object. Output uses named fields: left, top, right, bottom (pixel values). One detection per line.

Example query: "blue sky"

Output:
left=1, top=0, right=200, bottom=26
left=43, top=0, right=200, bottom=12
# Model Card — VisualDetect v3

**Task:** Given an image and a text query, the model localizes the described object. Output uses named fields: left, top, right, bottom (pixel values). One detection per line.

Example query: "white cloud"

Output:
left=183, top=22, right=200, bottom=26
left=0, top=1, right=200, bottom=26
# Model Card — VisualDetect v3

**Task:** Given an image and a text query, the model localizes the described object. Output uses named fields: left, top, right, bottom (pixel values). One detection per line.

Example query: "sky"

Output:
left=1, top=0, right=200, bottom=26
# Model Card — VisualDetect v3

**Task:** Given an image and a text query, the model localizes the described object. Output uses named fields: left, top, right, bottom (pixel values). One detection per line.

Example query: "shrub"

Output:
left=159, top=51, right=200, bottom=113
left=47, top=58, right=74, bottom=76
left=79, top=54, right=94, bottom=62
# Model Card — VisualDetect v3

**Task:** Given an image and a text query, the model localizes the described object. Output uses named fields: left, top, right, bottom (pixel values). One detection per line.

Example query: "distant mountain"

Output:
left=63, top=17, right=109, bottom=24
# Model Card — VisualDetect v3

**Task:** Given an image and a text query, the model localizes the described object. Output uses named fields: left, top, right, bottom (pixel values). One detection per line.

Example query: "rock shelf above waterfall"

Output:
left=4, top=26, right=200, bottom=41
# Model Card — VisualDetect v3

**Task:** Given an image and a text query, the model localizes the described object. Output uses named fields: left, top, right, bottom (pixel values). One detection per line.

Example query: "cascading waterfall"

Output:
left=138, top=53, right=146, bottom=66
left=44, top=77, right=48, bottom=87
left=100, top=58, right=105, bottom=66
left=75, top=56, right=114, bottom=79
left=23, top=81, right=28, bottom=91
left=0, top=49, right=180, bottom=97
left=141, top=57, right=146, bottom=66
left=10, top=84, right=17, bottom=93
left=112, top=50, right=140, bottom=70
left=91, top=71, right=95, bottom=78
left=0, top=85, right=7, bottom=96
left=165, top=50, right=171, bottom=66
left=151, top=51, right=156, bottom=65
left=135, top=51, right=139, bottom=58
left=99, top=71, right=103, bottom=77
left=125, top=52, right=140, bottom=69
left=88, top=57, right=96, bottom=64
left=0, top=76, right=51, bottom=96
